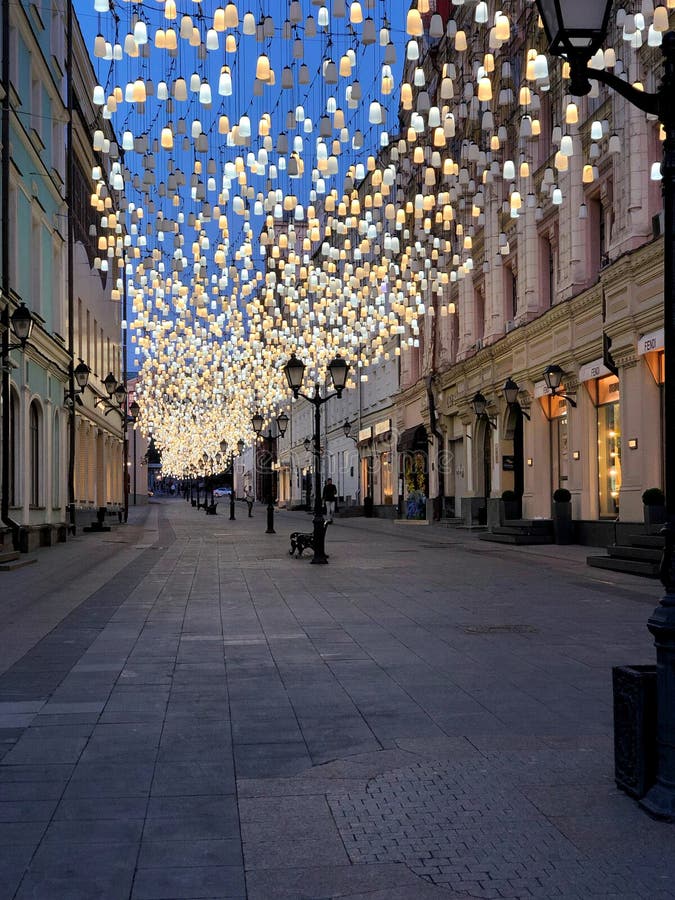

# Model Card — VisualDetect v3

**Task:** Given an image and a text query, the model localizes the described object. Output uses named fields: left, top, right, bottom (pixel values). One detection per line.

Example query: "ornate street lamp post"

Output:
left=251, top=412, right=289, bottom=534
left=535, top=0, right=675, bottom=818
left=282, top=353, right=349, bottom=564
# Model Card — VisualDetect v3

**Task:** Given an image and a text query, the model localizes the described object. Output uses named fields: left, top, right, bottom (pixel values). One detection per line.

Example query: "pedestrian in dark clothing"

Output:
left=322, top=478, right=337, bottom=522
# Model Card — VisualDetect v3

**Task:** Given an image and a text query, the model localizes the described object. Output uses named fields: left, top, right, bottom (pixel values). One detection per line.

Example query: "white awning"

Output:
left=638, top=328, right=664, bottom=356
left=578, top=358, right=611, bottom=383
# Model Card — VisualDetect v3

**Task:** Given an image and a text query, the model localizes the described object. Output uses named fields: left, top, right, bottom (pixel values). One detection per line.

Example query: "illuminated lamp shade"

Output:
left=206, top=28, right=218, bottom=50
left=560, top=134, right=574, bottom=156
left=199, top=82, right=212, bottom=104
left=224, top=2, right=238, bottom=27
left=502, top=159, right=515, bottom=180
left=475, top=1, right=488, bottom=23
left=406, top=8, right=423, bottom=35
left=164, top=0, right=176, bottom=18
left=256, top=54, right=271, bottom=81
left=552, top=188, right=563, bottom=205
left=94, top=35, right=106, bottom=57
left=582, top=164, right=595, bottom=183
left=368, top=101, right=383, bottom=124
left=651, top=162, right=663, bottom=181
left=213, top=7, right=225, bottom=30
left=455, top=31, right=467, bottom=52
left=565, top=102, right=578, bottom=124
left=494, top=13, right=510, bottom=41
left=174, top=78, right=187, bottom=101
left=350, top=1, right=363, bottom=24
left=406, top=39, right=419, bottom=60
left=92, top=84, right=105, bottom=105
left=590, top=120, right=603, bottom=140
left=133, top=21, right=147, bottom=44
left=225, top=34, right=236, bottom=52
left=317, top=6, right=329, bottom=26
left=477, top=77, right=492, bottom=101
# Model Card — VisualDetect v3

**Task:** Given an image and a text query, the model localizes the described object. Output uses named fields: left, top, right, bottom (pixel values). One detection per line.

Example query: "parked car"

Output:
left=212, top=487, right=232, bottom=498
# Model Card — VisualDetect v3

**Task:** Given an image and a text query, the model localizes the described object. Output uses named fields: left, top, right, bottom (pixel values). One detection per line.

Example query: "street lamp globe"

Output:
left=503, top=378, right=519, bottom=406
left=219, top=439, right=228, bottom=454
left=471, top=392, right=487, bottom=417
left=114, top=384, right=126, bottom=407
left=343, top=419, right=352, bottom=438
left=543, top=364, right=564, bottom=393
left=303, top=436, right=312, bottom=452
left=10, top=303, right=34, bottom=344
left=282, top=353, right=306, bottom=397
left=129, top=400, right=140, bottom=420
left=276, top=411, right=289, bottom=437
left=535, top=0, right=613, bottom=94
left=251, top=412, right=264, bottom=436
left=237, top=439, right=245, bottom=455
left=103, top=371, right=118, bottom=396
left=74, top=360, right=91, bottom=391
left=328, top=355, right=349, bottom=397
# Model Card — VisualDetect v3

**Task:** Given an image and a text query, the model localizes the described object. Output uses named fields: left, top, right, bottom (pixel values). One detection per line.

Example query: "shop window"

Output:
left=596, top=375, right=621, bottom=517
left=52, top=414, right=60, bottom=508
left=381, top=451, right=393, bottom=504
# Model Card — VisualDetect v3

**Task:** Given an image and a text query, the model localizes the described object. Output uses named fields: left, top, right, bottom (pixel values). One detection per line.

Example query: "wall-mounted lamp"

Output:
left=628, top=438, right=639, bottom=450
left=572, top=451, right=581, bottom=460
left=543, top=364, right=577, bottom=408
left=343, top=419, right=358, bottom=444
left=503, top=377, right=531, bottom=420
left=470, top=391, right=497, bottom=428
left=1, top=303, right=35, bottom=365
left=527, top=457, right=534, bottom=467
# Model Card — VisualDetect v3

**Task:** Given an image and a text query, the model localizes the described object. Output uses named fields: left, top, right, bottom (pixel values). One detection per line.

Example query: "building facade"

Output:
left=0, top=0, right=124, bottom=551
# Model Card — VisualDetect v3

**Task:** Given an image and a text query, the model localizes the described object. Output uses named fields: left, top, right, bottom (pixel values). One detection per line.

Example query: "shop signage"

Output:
left=374, top=418, right=391, bottom=437
left=502, top=455, right=515, bottom=471
left=638, top=328, right=664, bottom=356
left=358, top=426, right=372, bottom=442
left=579, top=358, right=611, bottom=383
left=534, top=380, right=549, bottom=399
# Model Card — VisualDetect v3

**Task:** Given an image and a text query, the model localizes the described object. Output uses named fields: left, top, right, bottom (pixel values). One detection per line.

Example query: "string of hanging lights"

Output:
left=83, top=0, right=669, bottom=473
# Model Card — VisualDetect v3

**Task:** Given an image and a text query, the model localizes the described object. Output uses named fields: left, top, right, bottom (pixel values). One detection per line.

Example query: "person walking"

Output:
left=322, top=478, right=337, bottom=523
left=245, top=486, right=254, bottom=517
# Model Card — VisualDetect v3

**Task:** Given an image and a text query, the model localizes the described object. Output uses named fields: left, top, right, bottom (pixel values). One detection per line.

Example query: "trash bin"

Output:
left=613, top=665, right=657, bottom=799
left=364, top=496, right=374, bottom=518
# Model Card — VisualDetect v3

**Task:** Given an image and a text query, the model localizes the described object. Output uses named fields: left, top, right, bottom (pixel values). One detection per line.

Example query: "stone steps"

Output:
left=587, top=532, right=664, bottom=578
left=479, top=518, right=554, bottom=546
left=0, top=551, right=37, bottom=571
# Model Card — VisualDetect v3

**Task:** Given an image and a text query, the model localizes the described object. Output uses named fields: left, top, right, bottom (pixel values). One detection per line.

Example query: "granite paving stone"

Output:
left=0, top=500, right=672, bottom=899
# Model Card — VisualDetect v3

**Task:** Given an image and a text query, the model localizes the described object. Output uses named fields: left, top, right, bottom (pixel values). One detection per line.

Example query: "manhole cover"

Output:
left=464, top=624, right=538, bottom=635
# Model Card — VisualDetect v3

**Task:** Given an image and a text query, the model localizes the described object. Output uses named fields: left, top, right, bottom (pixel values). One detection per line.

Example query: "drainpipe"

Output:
left=1, top=0, right=20, bottom=548
left=66, top=0, right=76, bottom=535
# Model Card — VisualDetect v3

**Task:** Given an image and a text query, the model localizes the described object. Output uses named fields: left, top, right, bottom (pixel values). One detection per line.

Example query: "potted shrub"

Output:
left=552, top=488, right=573, bottom=544
left=501, top=489, right=520, bottom=520
left=642, top=488, right=666, bottom=532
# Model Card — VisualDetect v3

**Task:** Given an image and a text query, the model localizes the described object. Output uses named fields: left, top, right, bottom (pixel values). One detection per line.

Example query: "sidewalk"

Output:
left=0, top=498, right=670, bottom=900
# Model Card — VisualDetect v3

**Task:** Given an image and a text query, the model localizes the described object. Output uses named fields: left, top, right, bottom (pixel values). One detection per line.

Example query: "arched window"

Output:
left=29, top=401, right=41, bottom=507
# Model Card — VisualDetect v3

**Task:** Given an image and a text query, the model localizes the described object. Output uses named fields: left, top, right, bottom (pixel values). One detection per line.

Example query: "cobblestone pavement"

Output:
left=0, top=498, right=671, bottom=899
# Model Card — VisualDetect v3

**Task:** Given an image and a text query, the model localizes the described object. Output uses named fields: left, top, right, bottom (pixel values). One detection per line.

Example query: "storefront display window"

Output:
left=381, top=451, right=393, bottom=504
left=596, top=375, right=621, bottom=517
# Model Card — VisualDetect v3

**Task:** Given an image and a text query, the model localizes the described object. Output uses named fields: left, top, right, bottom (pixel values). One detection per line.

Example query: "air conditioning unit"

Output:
left=653, top=212, right=664, bottom=239
left=505, top=320, right=516, bottom=333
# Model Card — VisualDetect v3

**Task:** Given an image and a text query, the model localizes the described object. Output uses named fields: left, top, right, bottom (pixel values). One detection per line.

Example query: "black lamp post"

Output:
left=535, top=1, right=675, bottom=819
left=251, top=412, right=289, bottom=534
left=282, top=353, right=349, bottom=564
left=129, top=400, right=139, bottom=506
left=543, top=364, right=577, bottom=408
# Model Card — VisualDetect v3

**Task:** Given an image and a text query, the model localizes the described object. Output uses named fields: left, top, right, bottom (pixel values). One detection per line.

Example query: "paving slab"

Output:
left=0, top=500, right=671, bottom=899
